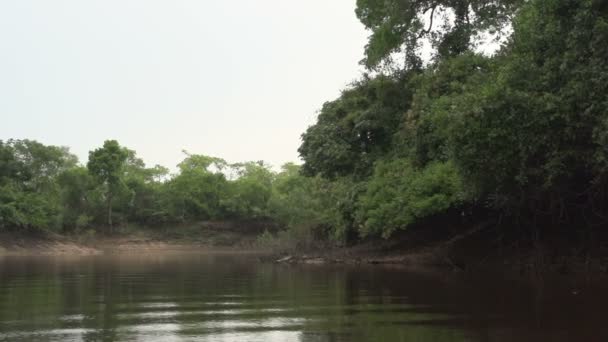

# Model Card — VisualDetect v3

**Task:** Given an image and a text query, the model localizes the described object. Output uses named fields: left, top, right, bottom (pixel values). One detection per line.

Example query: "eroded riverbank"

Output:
left=0, top=232, right=264, bottom=256
left=4, top=221, right=608, bottom=277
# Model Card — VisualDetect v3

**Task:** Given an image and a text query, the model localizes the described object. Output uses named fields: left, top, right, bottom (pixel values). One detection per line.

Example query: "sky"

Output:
left=0, top=0, right=368, bottom=170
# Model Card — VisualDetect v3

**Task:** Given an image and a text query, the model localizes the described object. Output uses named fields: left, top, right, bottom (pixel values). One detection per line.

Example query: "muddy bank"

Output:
left=4, top=219, right=608, bottom=276
left=0, top=235, right=268, bottom=256
left=0, top=231, right=264, bottom=256
left=271, top=223, right=608, bottom=275
left=93, top=236, right=267, bottom=254
left=0, top=220, right=274, bottom=256
left=0, top=232, right=99, bottom=256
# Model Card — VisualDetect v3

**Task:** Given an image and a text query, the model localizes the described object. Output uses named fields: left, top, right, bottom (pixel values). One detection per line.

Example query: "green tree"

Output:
left=447, top=0, right=608, bottom=224
left=357, top=159, right=463, bottom=238
left=57, top=166, right=97, bottom=231
left=0, top=139, right=78, bottom=232
left=162, top=152, right=228, bottom=222
left=299, top=75, right=412, bottom=179
left=269, top=163, right=361, bottom=246
left=87, top=140, right=128, bottom=230
left=355, top=0, right=523, bottom=69
left=222, top=161, right=274, bottom=218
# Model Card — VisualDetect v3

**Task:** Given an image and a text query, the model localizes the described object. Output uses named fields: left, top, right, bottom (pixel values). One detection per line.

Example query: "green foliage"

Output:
left=163, top=154, right=228, bottom=222
left=269, top=163, right=362, bottom=245
left=402, top=53, right=494, bottom=167
left=355, top=0, right=523, bottom=69
left=448, top=0, right=608, bottom=217
left=269, top=163, right=322, bottom=228
left=357, top=160, right=464, bottom=238
left=57, top=167, right=97, bottom=231
left=0, top=183, right=61, bottom=231
left=2, top=0, right=607, bottom=244
left=299, top=75, right=412, bottom=179
left=1, top=140, right=307, bottom=235
left=87, top=140, right=129, bottom=227
left=0, top=140, right=77, bottom=232
left=222, top=161, right=274, bottom=218
left=295, top=0, right=608, bottom=242
left=87, top=140, right=128, bottom=188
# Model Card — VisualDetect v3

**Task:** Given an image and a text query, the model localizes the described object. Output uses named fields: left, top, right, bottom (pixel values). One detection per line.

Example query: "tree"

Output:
left=357, top=159, right=463, bottom=238
left=446, top=0, right=608, bottom=224
left=355, top=0, right=523, bottom=69
left=222, top=161, right=274, bottom=218
left=162, top=152, right=228, bottom=222
left=0, top=139, right=79, bottom=232
left=57, top=167, right=97, bottom=231
left=87, top=140, right=128, bottom=230
left=104, top=148, right=171, bottom=226
left=299, top=75, right=412, bottom=179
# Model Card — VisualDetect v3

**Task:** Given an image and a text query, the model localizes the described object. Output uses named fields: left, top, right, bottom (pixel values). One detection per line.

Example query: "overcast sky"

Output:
left=0, top=0, right=368, bottom=170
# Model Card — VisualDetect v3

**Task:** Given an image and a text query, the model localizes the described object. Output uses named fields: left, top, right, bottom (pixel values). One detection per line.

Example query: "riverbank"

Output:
left=272, top=222, right=608, bottom=275
left=0, top=233, right=268, bottom=256
left=0, top=220, right=272, bottom=256
left=0, top=232, right=99, bottom=256
left=3, top=220, right=608, bottom=276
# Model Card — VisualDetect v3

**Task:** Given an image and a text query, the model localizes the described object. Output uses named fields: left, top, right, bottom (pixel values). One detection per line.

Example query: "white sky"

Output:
left=0, top=1, right=368, bottom=170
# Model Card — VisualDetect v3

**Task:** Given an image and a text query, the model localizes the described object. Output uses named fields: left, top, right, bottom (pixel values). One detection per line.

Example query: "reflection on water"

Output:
left=0, top=253, right=607, bottom=341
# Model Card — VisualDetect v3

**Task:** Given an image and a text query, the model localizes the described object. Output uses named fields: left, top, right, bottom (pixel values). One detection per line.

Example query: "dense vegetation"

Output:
left=299, top=0, right=608, bottom=243
left=1, top=0, right=607, bottom=248
left=0, top=139, right=316, bottom=237
left=0, top=138, right=344, bottom=250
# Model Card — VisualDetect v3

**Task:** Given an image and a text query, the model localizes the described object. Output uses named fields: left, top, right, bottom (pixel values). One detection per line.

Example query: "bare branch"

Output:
left=419, top=4, right=438, bottom=38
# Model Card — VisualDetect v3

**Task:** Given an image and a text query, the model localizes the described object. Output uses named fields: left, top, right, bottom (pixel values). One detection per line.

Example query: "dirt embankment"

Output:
left=0, top=233, right=263, bottom=256
left=272, top=222, right=608, bottom=275
left=5, top=218, right=608, bottom=276
left=0, top=219, right=276, bottom=256
left=0, top=232, right=99, bottom=256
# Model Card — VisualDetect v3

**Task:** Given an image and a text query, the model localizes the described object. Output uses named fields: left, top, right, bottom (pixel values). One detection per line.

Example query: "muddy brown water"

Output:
left=0, top=253, right=607, bottom=341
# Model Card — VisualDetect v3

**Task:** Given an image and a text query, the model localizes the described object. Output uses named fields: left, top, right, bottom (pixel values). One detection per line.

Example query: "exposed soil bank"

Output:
left=0, top=220, right=273, bottom=256
left=273, top=222, right=608, bottom=275
left=0, top=233, right=268, bottom=256
left=0, top=232, right=99, bottom=256
left=4, top=219, right=608, bottom=276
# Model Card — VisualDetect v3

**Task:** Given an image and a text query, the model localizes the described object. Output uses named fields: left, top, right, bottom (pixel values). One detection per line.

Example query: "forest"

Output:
left=0, top=138, right=340, bottom=245
left=1, top=0, right=607, bottom=249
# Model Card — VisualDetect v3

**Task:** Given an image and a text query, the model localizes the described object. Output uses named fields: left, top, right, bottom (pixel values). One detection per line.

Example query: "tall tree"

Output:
left=299, top=75, right=412, bottom=179
left=0, top=139, right=80, bottom=232
left=87, top=140, right=128, bottom=230
left=355, top=0, right=523, bottom=69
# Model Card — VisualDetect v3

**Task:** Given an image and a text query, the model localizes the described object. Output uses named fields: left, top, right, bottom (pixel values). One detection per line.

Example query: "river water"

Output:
left=0, top=253, right=607, bottom=342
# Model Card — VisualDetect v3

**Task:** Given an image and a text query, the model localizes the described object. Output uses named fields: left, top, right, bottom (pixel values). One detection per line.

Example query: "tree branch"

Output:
left=419, top=4, right=438, bottom=38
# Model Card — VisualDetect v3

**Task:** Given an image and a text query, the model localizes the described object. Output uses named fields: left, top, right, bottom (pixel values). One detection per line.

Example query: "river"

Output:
left=0, top=253, right=607, bottom=341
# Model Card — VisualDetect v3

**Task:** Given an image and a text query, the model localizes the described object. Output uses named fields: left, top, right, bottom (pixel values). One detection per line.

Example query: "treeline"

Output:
left=0, top=139, right=331, bottom=239
left=2, top=0, right=607, bottom=247
left=297, top=0, right=608, bottom=243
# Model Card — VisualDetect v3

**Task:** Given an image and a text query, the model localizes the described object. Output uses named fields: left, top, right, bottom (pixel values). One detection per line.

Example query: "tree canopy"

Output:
left=299, top=0, right=608, bottom=240
left=1, top=0, right=606, bottom=247
left=355, top=0, right=523, bottom=69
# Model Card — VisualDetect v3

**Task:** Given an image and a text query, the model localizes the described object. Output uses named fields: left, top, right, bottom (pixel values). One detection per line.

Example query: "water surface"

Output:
left=0, top=253, right=607, bottom=341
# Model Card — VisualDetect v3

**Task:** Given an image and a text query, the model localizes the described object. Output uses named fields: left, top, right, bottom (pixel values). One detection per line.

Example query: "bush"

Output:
left=357, top=159, right=464, bottom=238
